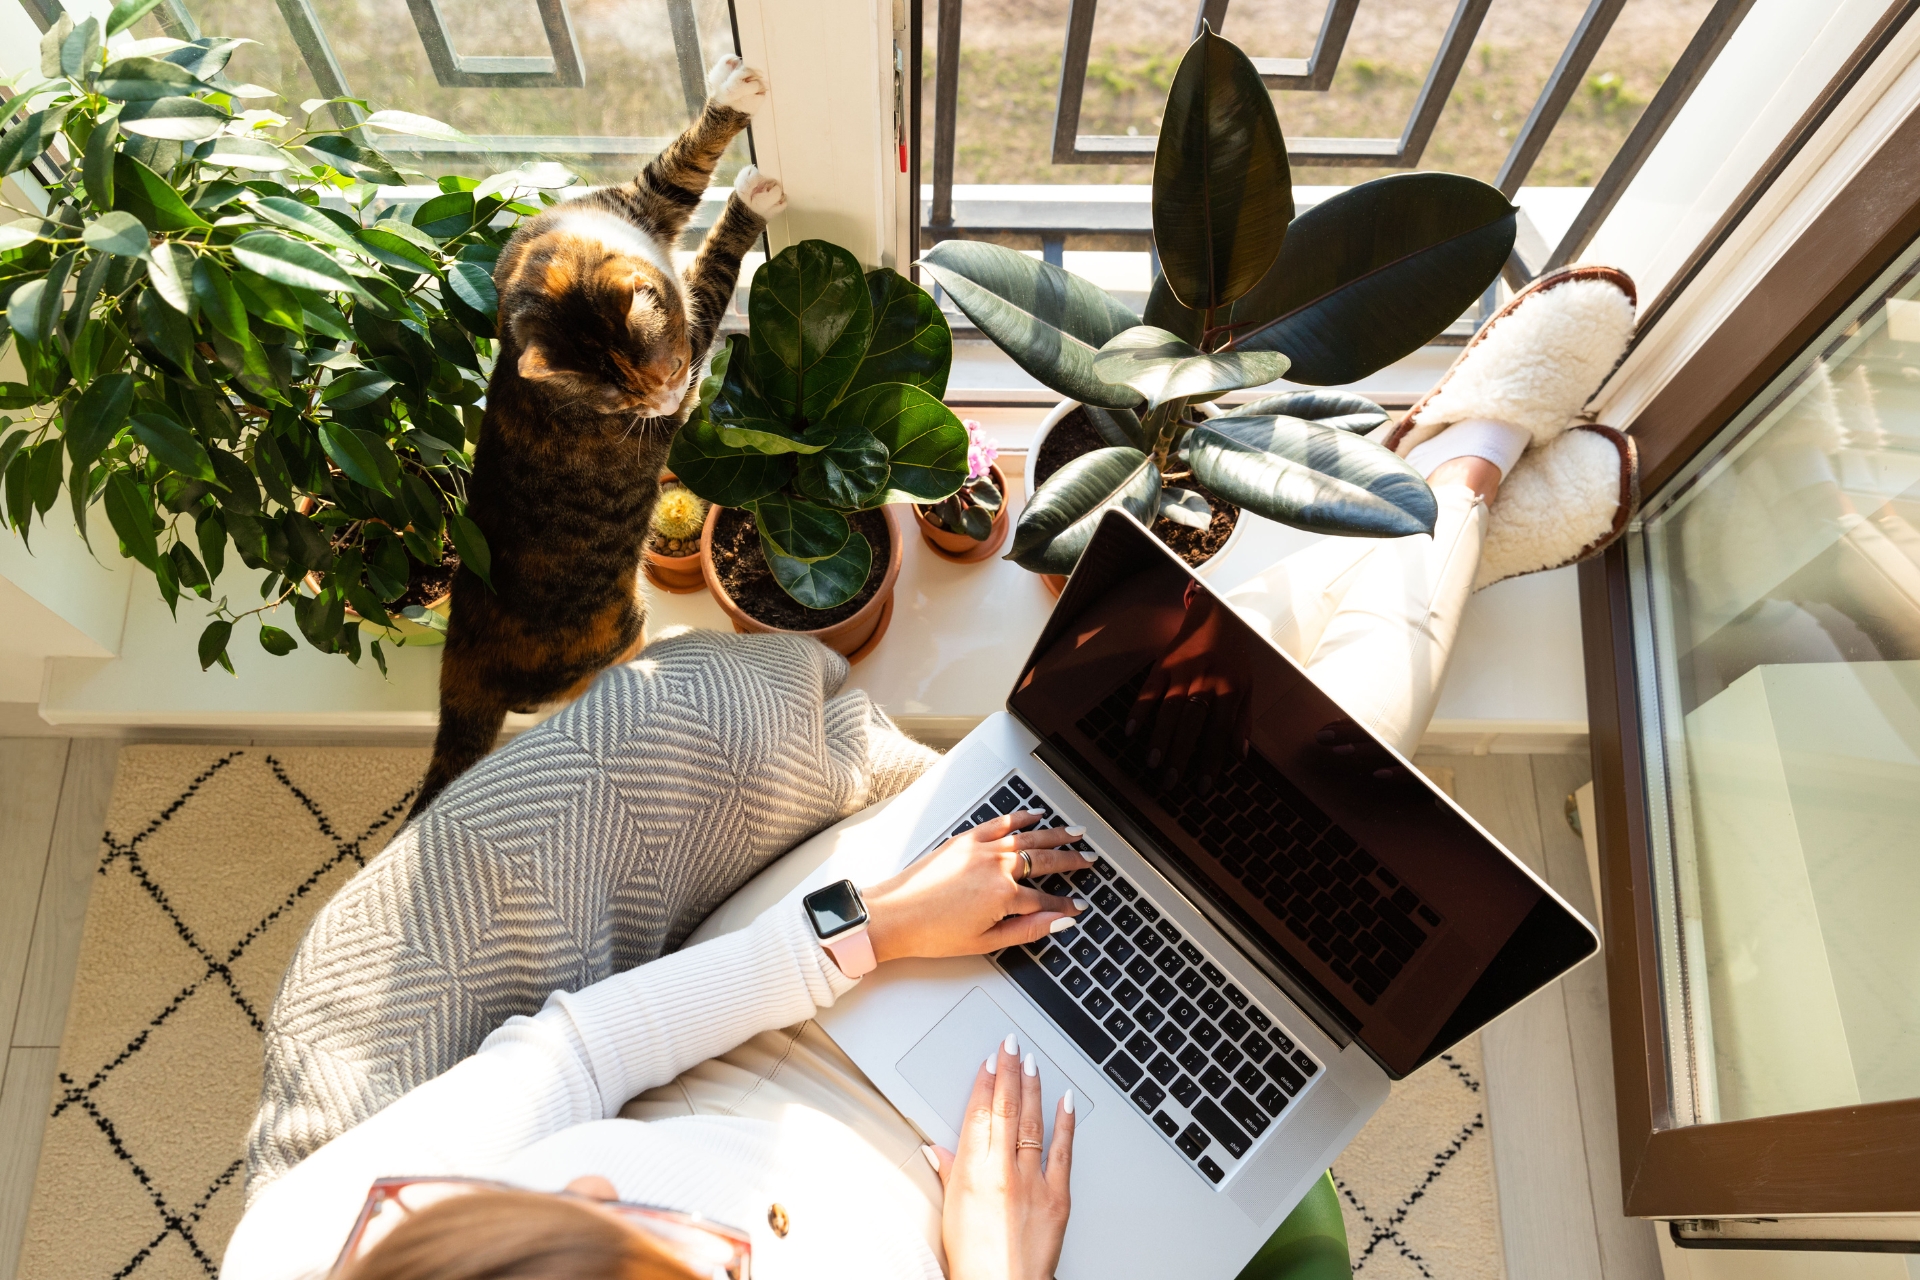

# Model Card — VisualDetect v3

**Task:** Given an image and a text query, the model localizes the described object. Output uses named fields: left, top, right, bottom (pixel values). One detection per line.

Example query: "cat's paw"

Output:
left=734, top=164, right=786, bottom=218
left=706, top=55, right=768, bottom=115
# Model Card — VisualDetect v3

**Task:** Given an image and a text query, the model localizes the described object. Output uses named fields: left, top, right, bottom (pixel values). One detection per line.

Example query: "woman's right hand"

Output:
left=927, top=1033, right=1075, bottom=1280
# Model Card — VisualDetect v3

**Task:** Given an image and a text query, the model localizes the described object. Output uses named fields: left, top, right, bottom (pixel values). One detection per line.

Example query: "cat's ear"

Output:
left=628, top=276, right=663, bottom=323
left=518, top=343, right=561, bottom=381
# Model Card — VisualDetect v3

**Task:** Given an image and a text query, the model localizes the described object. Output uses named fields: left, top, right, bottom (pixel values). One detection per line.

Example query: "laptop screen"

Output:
left=1007, top=511, right=1596, bottom=1077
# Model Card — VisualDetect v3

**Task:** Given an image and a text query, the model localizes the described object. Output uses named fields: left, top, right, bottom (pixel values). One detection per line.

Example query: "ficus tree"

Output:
left=0, top=2, right=555, bottom=675
left=920, top=26, right=1519, bottom=575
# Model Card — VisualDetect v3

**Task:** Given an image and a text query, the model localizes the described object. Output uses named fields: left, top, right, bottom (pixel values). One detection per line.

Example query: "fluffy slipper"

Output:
left=1474, top=424, right=1636, bottom=589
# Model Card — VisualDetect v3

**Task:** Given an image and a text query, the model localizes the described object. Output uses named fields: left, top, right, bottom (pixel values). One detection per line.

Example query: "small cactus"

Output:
left=651, top=485, right=708, bottom=543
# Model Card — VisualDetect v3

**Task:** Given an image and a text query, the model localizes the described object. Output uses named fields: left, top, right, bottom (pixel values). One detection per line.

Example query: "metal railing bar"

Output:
left=1194, top=0, right=1355, bottom=90
left=157, top=0, right=202, bottom=39
left=667, top=0, right=709, bottom=120
left=1543, top=0, right=1759, bottom=273
left=402, top=0, right=587, bottom=89
left=1050, top=0, right=1100, bottom=165
left=1394, top=0, right=1495, bottom=166
left=273, top=0, right=367, bottom=130
left=931, top=0, right=963, bottom=232
left=1496, top=0, right=1627, bottom=199
left=15, top=0, right=57, bottom=33
left=378, top=135, right=677, bottom=157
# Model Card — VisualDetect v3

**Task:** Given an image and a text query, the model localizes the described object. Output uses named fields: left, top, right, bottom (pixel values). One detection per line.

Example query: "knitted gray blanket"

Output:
left=244, top=628, right=937, bottom=1203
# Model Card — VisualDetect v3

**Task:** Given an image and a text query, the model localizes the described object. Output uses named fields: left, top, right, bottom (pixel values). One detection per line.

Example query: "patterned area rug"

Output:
left=20, top=745, right=1505, bottom=1279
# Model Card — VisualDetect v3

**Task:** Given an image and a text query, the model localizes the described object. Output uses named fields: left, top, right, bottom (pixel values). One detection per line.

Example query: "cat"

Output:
left=409, top=54, right=788, bottom=819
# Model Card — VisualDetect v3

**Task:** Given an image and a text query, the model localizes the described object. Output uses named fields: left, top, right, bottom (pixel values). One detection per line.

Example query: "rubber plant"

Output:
left=0, top=4, right=562, bottom=674
left=919, top=26, right=1519, bottom=575
left=668, top=238, right=969, bottom=608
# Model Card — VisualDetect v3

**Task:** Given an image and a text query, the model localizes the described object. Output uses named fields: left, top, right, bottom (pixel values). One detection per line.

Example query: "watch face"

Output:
left=804, top=879, right=867, bottom=939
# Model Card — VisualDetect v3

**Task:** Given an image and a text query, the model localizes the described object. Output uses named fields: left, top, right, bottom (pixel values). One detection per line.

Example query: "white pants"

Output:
left=1222, top=482, right=1488, bottom=757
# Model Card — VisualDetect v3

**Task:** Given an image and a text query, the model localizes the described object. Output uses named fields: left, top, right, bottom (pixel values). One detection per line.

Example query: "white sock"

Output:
left=1405, top=417, right=1533, bottom=480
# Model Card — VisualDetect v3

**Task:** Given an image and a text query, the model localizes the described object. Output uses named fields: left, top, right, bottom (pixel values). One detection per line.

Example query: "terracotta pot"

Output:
left=1028, top=399, right=1244, bottom=598
left=699, top=503, right=905, bottom=662
left=913, top=463, right=1014, bottom=562
left=644, top=471, right=707, bottom=593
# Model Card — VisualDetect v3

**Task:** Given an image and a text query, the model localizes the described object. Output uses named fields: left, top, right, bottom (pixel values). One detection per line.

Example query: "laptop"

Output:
left=801, top=509, right=1597, bottom=1278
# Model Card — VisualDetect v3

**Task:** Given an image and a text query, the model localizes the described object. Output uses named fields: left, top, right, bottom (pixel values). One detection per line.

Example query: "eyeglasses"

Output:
left=331, top=1176, right=752, bottom=1280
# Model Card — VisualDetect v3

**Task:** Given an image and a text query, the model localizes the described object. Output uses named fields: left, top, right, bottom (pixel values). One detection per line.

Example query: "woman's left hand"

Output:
left=863, top=811, right=1092, bottom=963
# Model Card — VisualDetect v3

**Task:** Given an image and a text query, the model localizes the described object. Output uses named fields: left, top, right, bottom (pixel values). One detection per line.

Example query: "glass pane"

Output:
left=1629, top=238, right=1920, bottom=1125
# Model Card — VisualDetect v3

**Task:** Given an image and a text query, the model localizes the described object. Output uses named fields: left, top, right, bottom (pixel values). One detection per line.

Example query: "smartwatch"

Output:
left=803, top=879, right=876, bottom=978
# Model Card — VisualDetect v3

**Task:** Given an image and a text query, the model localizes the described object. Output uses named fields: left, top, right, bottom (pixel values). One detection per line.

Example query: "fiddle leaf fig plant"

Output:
left=921, top=25, right=1518, bottom=576
left=669, top=239, right=969, bottom=609
left=0, top=11, right=571, bottom=675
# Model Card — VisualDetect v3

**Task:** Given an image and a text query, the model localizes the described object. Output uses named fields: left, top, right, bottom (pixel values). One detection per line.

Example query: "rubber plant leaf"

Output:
left=748, top=239, right=872, bottom=425
left=1091, top=326, right=1289, bottom=411
left=1007, top=446, right=1163, bottom=575
left=818, top=382, right=969, bottom=505
left=761, top=525, right=872, bottom=610
left=711, top=336, right=823, bottom=455
left=918, top=239, right=1142, bottom=410
left=751, top=491, right=851, bottom=563
left=1152, top=28, right=1291, bottom=315
left=1236, top=389, right=1390, bottom=434
left=1083, top=404, right=1149, bottom=451
left=841, top=267, right=951, bottom=401
left=1181, top=414, right=1436, bottom=537
left=666, top=412, right=793, bottom=507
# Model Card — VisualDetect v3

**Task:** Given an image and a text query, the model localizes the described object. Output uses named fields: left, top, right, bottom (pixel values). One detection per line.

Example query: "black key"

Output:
left=1063, top=967, right=1093, bottom=998
left=951, top=821, right=975, bottom=837
left=1353, top=981, right=1380, bottom=1005
left=1223, top=1088, right=1271, bottom=1137
left=1178, top=941, right=1205, bottom=966
left=1223, top=984, right=1248, bottom=1009
left=1147, top=976, right=1179, bottom=1006
left=1090, top=857, right=1115, bottom=878
left=1177, top=1044, right=1208, bottom=1075
left=970, top=804, right=997, bottom=825
left=1069, top=867, right=1101, bottom=892
left=1147, top=1052, right=1180, bottom=1084
left=1257, top=1082, right=1289, bottom=1117
left=1200, top=961, right=1226, bottom=986
left=1418, top=904, right=1441, bottom=926
left=1392, top=886, right=1418, bottom=913
left=1008, top=775, right=1032, bottom=798
left=1219, top=1010, right=1250, bottom=1042
left=1353, top=956, right=1388, bottom=992
left=1037, top=946, right=1072, bottom=978
left=1125, top=1029, right=1155, bottom=1061
left=1175, top=1122, right=1210, bottom=1159
left=1137, top=901, right=1161, bottom=924
left=1105, top=1053, right=1144, bottom=1090
left=1192, top=1097, right=1252, bottom=1159
left=1191, top=1020, right=1221, bottom=1051
left=993, top=948, right=1115, bottom=1062
left=1212, top=1041, right=1244, bottom=1073
left=989, top=787, right=1020, bottom=813
left=1169, top=998, right=1200, bottom=1028
left=1241, top=1033, right=1272, bottom=1063
left=1085, top=990, right=1114, bottom=1019
left=1200, top=1065, right=1232, bottom=1097
left=1092, top=958, right=1122, bottom=988
left=1112, top=905, right=1141, bottom=934
left=1271, top=1031, right=1296, bottom=1056
left=1113, top=879, right=1138, bottom=902
left=1234, top=1062, right=1267, bottom=1094
left=1135, top=1003, right=1165, bottom=1034
left=1070, top=938, right=1101, bottom=967
left=1198, top=1154, right=1226, bottom=1183
left=1156, top=1023, right=1188, bottom=1055
left=1154, top=1110, right=1180, bottom=1137
left=1267, top=1056, right=1306, bottom=1095
left=1132, top=1079, right=1167, bottom=1113
left=1155, top=949, right=1185, bottom=977
left=1039, top=874, right=1072, bottom=896
left=1105, top=1009, right=1136, bottom=1041
left=1177, top=968, right=1208, bottom=998
left=1084, top=916, right=1114, bottom=944
left=1156, top=920, right=1181, bottom=944
left=1134, top=928, right=1164, bottom=957
left=1104, top=935, right=1136, bottom=966
left=1247, top=1007, right=1272, bottom=1032
left=1126, top=957, right=1156, bottom=985
left=1028, top=803, right=1056, bottom=822
left=1112, top=980, right=1142, bottom=1010
left=1198, top=988, right=1228, bottom=1018
left=1292, top=1050, right=1318, bottom=1076
left=1092, top=885, right=1122, bottom=913
left=1171, top=1076, right=1202, bottom=1108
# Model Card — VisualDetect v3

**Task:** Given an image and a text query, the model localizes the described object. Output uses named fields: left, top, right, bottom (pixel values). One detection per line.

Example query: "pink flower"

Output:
left=963, top=418, right=998, bottom=480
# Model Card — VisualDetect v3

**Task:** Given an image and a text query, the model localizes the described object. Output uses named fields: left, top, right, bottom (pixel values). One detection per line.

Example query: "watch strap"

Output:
left=822, top=925, right=877, bottom=978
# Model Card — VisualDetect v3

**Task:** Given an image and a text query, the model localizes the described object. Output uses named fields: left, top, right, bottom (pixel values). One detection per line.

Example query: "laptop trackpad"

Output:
left=897, top=987, right=1095, bottom=1149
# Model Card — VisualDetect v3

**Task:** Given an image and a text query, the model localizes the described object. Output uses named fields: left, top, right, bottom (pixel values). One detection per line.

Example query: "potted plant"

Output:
left=643, top=473, right=707, bottom=593
left=920, top=26, right=1520, bottom=580
left=0, top=6, right=552, bottom=676
left=668, top=239, right=968, bottom=658
left=913, top=418, right=1011, bottom=562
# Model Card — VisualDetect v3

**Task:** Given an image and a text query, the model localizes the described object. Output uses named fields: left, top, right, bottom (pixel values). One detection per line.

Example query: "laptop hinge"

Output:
left=1029, top=740, right=1355, bottom=1052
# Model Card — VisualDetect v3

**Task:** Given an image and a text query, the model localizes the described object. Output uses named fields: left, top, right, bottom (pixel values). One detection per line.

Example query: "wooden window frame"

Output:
left=1582, top=5, right=1920, bottom=1219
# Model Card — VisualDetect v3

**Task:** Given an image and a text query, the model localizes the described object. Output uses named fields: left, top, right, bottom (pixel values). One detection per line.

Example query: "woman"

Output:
left=222, top=267, right=1637, bottom=1280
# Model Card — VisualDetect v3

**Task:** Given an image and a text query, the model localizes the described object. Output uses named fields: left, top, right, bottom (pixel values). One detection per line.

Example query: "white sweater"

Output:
left=221, top=903, right=943, bottom=1280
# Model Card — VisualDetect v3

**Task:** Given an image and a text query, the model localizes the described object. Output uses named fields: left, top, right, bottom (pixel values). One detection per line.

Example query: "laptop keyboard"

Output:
left=1075, top=671, right=1441, bottom=1006
left=947, top=772, right=1321, bottom=1188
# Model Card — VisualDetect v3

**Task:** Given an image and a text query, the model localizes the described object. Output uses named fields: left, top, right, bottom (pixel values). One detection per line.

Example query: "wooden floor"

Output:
left=0, top=735, right=1659, bottom=1280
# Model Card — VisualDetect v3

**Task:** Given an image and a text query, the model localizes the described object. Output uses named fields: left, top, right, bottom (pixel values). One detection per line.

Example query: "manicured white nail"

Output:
left=1048, top=917, right=1076, bottom=934
left=1066, top=826, right=1086, bottom=837
left=1062, top=1089, right=1075, bottom=1115
left=985, top=1054, right=997, bottom=1075
left=1071, top=898, right=1090, bottom=911
left=1003, top=1032, right=1020, bottom=1057
left=1023, top=1052, right=1036, bottom=1077
left=921, top=1145, right=940, bottom=1172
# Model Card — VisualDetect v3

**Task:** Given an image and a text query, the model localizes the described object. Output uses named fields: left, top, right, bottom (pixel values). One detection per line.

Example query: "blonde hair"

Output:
left=337, top=1188, right=703, bottom=1280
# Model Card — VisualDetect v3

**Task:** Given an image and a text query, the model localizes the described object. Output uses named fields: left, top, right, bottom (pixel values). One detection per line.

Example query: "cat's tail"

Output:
left=409, top=689, right=510, bottom=821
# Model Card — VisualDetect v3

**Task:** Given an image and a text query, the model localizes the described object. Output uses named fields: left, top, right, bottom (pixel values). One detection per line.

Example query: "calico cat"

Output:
left=409, top=55, right=787, bottom=818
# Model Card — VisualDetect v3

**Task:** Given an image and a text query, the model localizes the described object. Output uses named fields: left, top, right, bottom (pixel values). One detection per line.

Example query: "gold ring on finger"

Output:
left=1017, top=1139, right=1044, bottom=1150
left=1018, top=850, right=1034, bottom=880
